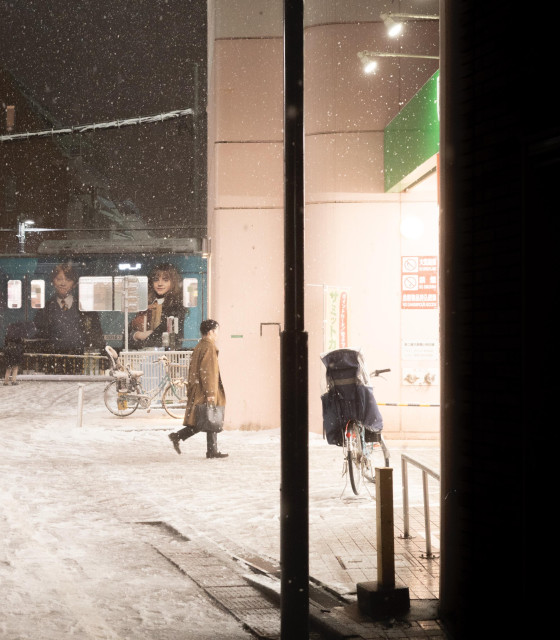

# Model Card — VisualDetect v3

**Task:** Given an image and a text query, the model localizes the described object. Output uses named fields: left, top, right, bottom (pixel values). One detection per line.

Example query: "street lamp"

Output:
left=16, top=220, right=63, bottom=253
left=16, top=219, right=35, bottom=253
left=381, top=12, right=439, bottom=38
left=358, top=50, right=439, bottom=75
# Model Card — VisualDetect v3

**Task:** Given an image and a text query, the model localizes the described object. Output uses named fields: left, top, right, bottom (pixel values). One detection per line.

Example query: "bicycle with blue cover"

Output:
left=321, top=348, right=390, bottom=495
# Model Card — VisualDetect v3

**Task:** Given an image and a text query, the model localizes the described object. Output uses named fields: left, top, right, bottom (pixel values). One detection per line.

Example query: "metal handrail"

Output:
left=400, top=453, right=440, bottom=559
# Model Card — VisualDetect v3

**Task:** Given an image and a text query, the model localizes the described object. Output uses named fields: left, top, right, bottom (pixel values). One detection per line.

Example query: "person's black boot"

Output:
left=168, top=432, right=181, bottom=454
left=206, top=451, right=228, bottom=459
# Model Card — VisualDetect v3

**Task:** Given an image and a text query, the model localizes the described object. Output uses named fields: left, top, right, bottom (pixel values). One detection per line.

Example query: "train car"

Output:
left=0, top=246, right=207, bottom=363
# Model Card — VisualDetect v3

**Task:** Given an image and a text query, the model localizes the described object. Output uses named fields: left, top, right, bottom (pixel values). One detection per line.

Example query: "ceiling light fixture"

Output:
left=358, top=50, right=439, bottom=74
left=381, top=14, right=404, bottom=38
left=381, top=12, right=438, bottom=38
left=357, top=51, right=379, bottom=74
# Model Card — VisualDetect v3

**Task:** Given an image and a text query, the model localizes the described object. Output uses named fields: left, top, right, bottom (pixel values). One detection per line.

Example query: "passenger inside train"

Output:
left=1, top=253, right=205, bottom=359
left=128, top=262, right=186, bottom=350
left=33, top=263, right=104, bottom=354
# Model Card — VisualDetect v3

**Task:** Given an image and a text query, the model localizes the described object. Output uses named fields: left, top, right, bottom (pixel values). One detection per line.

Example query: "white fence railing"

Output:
left=120, top=350, right=192, bottom=396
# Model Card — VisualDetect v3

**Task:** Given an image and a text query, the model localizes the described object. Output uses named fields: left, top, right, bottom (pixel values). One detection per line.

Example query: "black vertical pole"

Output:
left=281, top=1, right=309, bottom=639
left=192, top=62, right=200, bottom=222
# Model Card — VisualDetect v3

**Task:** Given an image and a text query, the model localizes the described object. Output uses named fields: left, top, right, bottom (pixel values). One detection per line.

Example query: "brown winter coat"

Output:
left=183, top=336, right=226, bottom=426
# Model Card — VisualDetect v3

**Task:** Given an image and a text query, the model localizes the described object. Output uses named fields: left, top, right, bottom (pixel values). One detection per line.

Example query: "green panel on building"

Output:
left=384, top=70, right=440, bottom=193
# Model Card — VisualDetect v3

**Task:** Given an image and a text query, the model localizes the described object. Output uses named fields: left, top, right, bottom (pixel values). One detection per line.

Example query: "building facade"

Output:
left=208, top=0, right=440, bottom=439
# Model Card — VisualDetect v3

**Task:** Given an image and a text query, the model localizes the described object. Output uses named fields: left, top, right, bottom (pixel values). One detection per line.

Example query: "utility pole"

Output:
left=280, top=1, right=308, bottom=639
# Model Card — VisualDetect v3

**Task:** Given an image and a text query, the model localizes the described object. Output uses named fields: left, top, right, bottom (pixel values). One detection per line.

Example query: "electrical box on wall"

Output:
left=402, top=367, right=438, bottom=386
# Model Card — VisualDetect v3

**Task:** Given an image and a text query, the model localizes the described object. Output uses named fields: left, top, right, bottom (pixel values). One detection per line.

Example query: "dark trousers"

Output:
left=176, top=425, right=218, bottom=455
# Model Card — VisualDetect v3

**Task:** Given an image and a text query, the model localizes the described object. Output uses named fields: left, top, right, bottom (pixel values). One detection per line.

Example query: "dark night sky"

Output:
left=0, top=0, right=208, bottom=241
left=0, top=0, right=207, bottom=123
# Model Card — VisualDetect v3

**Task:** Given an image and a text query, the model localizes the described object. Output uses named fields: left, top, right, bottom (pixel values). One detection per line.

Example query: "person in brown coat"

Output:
left=168, top=319, right=228, bottom=458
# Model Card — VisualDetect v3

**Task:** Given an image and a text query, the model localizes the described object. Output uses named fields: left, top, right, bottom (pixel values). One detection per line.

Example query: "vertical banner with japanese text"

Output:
left=324, top=286, right=349, bottom=351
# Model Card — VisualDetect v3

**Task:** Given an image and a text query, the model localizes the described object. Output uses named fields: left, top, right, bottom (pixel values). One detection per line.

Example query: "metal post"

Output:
left=401, top=456, right=411, bottom=539
left=357, top=467, right=410, bottom=618
left=123, top=278, right=130, bottom=352
left=17, top=221, right=26, bottom=253
left=76, top=383, right=84, bottom=428
left=376, top=467, right=396, bottom=589
left=192, top=62, right=200, bottom=219
left=122, top=275, right=139, bottom=353
left=399, top=453, right=440, bottom=557
left=281, top=1, right=308, bottom=639
left=422, top=471, right=435, bottom=558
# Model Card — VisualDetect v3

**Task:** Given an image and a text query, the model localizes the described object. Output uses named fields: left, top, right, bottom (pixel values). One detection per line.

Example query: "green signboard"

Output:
left=384, top=70, right=440, bottom=193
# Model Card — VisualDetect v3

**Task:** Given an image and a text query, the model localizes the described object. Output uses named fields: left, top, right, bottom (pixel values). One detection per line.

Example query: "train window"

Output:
left=7, top=280, right=22, bottom=308
left=77, top=276, right=146, bottom=312
left=30, top=280, right=45, bottom=308
left=183, top=278, right=198, bottom=307
left=114, top=276, right=148, bottom=312
left=79, top=276, right=113, bottom=311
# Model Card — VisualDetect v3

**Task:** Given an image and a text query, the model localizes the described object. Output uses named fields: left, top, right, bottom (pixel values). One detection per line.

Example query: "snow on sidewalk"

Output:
left=1, top=381, right=440, bottom=639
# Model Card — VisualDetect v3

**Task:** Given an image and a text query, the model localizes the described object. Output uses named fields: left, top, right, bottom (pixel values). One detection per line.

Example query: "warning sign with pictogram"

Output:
left=401, top=256, right=438, bottom=309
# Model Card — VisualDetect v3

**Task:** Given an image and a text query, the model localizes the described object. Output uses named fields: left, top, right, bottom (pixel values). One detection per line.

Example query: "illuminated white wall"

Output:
left=208, top=0, right=440, bottom=438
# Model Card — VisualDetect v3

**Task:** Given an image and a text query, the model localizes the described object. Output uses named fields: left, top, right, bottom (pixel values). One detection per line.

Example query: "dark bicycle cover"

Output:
left=320, top=348, right=383, bottom=446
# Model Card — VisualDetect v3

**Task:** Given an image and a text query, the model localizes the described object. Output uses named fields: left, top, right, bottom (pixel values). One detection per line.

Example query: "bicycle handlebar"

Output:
left=371, top=368, right=391, bottom=377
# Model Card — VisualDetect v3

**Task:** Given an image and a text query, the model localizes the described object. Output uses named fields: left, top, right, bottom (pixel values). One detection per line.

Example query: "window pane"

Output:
left=79, top=276, right=113, bottom=311
left=114, top=276, right=148, bottom=312
left=30, top=279, right=45, bottom=308
left=183, top=278, right=198, bottom=307
left=0, top=5, right=208, bottom=255
left=7, top=280, right=22, bottom=308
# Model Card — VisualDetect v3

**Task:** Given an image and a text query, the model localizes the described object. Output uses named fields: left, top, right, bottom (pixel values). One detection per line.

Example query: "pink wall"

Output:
left=208, top=1, right=440, bottom=438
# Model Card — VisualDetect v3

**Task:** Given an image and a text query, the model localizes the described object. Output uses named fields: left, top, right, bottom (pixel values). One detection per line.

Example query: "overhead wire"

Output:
left=0, top=108, right=194, bottom=143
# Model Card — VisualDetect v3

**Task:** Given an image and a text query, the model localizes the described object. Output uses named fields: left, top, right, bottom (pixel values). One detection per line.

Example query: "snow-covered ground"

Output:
left=0, top=381, right=440, bottom=639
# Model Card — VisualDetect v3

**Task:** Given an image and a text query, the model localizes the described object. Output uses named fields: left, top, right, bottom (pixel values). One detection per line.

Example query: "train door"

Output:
left=182, top=271, right=206, bottom=348
left=0, top=259, right=42, bottom=347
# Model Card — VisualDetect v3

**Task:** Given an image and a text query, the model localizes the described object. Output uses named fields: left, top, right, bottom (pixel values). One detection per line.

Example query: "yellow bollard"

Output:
left=376, top=466, right=396, bottom=589
left=357, top=467, right=410, bottom=619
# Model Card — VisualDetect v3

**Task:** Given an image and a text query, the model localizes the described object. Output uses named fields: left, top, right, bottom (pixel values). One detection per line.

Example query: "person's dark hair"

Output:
left=51, top=263, right=77, bottom=284
left=148, top=263, right=181, bottom=302
left=200, top=319, right=219, bottom=336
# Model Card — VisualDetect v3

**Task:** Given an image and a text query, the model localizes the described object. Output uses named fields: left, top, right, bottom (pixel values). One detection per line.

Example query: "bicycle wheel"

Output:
left=104, top=380, right=140, bottom=417
left=161, top=381, right=187, bottom=419
left=362, top=433, right=390, bottom=483
left=346, top=420, right=363, bottom=495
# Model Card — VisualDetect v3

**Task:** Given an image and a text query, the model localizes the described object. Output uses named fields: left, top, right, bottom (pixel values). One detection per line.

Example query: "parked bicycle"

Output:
left=103, top=346, right=187, bottom=419
left=320, top=349, right=390, bottom=495
left=343, top=369, right=391, bottom=495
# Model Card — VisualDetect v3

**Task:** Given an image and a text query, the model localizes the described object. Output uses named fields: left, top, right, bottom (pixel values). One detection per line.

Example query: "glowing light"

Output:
left=118, top=263, right=142, bottom=271
left=400, top=216, right=424, bottom=240
left=363, top=59, right=378, bottom=74
left=387, top=20, right=403, bottom=38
